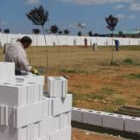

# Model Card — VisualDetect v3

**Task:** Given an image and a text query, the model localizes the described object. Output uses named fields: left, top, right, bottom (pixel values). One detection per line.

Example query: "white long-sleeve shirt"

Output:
left=5, top=41, right=32, bottom=72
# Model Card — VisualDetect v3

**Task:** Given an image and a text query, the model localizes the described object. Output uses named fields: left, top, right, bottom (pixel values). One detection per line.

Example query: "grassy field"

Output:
left=1, top=45, right=140, bottom=112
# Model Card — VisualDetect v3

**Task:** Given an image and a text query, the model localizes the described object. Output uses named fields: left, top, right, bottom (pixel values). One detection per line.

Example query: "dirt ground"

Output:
left=0, top=45, right=140, bottom=139
left=72, top=128, right=128, bottom=140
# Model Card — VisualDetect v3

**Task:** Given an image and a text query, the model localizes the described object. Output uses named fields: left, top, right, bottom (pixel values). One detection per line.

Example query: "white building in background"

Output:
left=0, top=33, right=140, bottom=47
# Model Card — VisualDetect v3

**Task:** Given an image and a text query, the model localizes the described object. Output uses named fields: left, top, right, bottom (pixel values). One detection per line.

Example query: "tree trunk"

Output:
left=42, top=26, right=49, bottom=73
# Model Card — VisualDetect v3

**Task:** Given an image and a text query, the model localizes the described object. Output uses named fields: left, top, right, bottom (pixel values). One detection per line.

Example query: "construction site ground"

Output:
left=1, top=45, right=140, bottom=139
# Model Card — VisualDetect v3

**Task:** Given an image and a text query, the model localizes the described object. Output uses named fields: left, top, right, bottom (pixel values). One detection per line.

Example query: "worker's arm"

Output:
left=18, top=55, right=39, bottom=75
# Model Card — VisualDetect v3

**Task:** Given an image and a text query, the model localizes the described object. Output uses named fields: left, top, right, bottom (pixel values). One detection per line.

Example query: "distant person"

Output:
left=84, top=38, right=88, bottom=48
left=114, top=39, right=120, bottom=51
left=5, top=36, right=39, bottom=75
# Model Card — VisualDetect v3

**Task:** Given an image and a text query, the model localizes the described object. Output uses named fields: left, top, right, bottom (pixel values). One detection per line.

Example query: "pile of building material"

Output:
left=72, top=107, right=140, bottom=134
left=114, top=105, right=140, bottom=117
left=0, top=62, right=72, bottom=140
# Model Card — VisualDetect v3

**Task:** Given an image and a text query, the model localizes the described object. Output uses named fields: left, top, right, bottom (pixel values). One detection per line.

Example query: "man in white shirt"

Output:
left=5, top=36, right=39, bottom=75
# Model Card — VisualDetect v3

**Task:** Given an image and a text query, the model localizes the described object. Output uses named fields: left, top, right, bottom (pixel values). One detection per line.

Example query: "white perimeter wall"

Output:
left=0, top=33, right=140, bottom=47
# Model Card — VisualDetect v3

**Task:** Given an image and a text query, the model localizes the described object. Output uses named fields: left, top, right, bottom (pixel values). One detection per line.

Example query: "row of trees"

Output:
left=1, top=5, right=119, bottom=71
left=32, top=27, right=69, bottom=36
left=0, top=28, right=10, bottom=34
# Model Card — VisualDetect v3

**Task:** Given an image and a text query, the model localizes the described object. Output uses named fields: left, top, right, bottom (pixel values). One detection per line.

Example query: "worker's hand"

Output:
left=32, top=68, right=40, bottom=75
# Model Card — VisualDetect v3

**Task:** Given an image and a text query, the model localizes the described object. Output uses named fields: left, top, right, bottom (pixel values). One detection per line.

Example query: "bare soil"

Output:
left=72, top=128, right=128, bottom=140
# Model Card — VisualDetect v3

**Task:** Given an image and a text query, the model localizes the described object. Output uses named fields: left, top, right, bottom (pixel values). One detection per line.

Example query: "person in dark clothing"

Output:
left=114, top=39, right=120, bottom=51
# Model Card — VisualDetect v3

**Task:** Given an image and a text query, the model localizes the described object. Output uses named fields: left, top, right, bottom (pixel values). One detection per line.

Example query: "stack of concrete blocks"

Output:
left=47, top=76, right=72, bottom=140
left=72, top=107, right=140, bottom=134
left=0, top=62, right=72, bottom=140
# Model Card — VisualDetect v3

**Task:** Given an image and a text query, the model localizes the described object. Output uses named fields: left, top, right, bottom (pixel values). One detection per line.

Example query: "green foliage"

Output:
left=60, top=69, right=77, bottom=73
left=26, top=5, right=49, bottom=26
left=123, top=58, right=133, bottom=64
left=4, top=29, right=10, bottom=34
left=72, top=93, right=106, bottom=101
left=105, top=14, right=118, bottom=31
left=127, top=74, right=140, bottom=79
left=64, top=29, right=69, bottom=35
left=114, top=98, right=125, bottom=106
left=121, top=46, right=140, bottom=51
left=110, top=61, right=119, bottom=66
left=137, top=99, right=140, bottom=106
left=32, top=28, right=40, bottom=34
left=101, top=87, right=115, bottom=95
left=60, top=68, right=88, bottom=74
left=50, top=25, right=59, bottom=34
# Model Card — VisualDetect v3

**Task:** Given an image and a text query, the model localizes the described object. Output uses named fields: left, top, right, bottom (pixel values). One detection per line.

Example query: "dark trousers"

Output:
left=15, top=70, right=21, bottom=75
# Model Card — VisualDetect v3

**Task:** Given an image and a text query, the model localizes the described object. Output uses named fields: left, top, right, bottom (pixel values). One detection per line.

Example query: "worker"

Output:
left=114, top=39, right=120, bottom=51
left=84, top=38, right=87, bottom=48
left=5, top=36, right=39, bottom=75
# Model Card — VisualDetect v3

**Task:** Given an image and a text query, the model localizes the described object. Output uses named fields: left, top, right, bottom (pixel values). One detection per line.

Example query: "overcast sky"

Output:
left=0, top=0, right=140, bottom=35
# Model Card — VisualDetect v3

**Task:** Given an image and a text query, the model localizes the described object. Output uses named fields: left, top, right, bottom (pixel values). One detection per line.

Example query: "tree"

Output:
left=50, top=25, right=59, bottom=45
left=26, top=5, right=49, bottom=72
left=50, top=25, right=59, bottom=34
left=77, top=31, right=82, bottom=46
left=88, top=31, right=93, bottom=37
left=4, top=29, right=10, bottom=42
left=32, top=28, right=40, bottom=46
left=77, top=31, right=82, bottom=36
left=88, top=31, right=93, bottom=46
left=105, top=14, right=118, bottom=64
left=64, top=29, right=69, bottom=45
left=58, top=31, right=63, bottom=35
left=118, top=31, right=123, bottom=37
left=58, top=31, right=63, bottom=45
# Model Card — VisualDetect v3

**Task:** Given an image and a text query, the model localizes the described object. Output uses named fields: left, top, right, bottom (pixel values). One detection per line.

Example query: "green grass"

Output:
left=120, top=45, right=140, bottom=51
left=73, top=93, right=105, bottom=100
left=72, top=92, right=106, bottom=106
left=100, top=87, right=115, bottom=95
left=114, top=98, right=126, bottom=106
left=60, top=68, right=88, bottom=74
left=123, top=58, right=133, bottom=65
left=126, top=73, right=140, bottom=79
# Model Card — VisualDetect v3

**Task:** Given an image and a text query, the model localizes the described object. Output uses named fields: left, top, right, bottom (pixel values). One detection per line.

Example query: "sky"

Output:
left=0, top=0, right=140, bottom=35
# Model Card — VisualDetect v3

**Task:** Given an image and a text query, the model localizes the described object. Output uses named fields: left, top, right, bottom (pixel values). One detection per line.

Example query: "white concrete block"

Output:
left=42, top=97, right=52, bottom=118
left=72, top=107, right=83, bottom=122
left=0, top=82, right=43, bottom=107
left=125, top=116, right=140, bottom=133
left=0, top=125, right=27, bottom=140
left=42, top=136, right=50, bottom=140
left=0, top=62, right=15, bottom=81
left=60, top=111, right=71, bottom=130
left=47, top=76, right=68, bottom=98
left=26, top=82, right=40, bottom=104
left=102, top=113, right=126, bottom=131
left=41, top=117, right=53, bottom=136
left=60, top=77, right=68, bottom=98
left=53, top=115, right=60, bottom=132
left=33, top=121, right=42, bottom=140
left=0, top=105, right=8, bottom=126
left=15, top=75, right=45, bottom=85
left=68, top=111, right=72, bottom=125
left=52, top=94, right=72, bottom=116
left=82, top=110, right=103, bottom=127
left=50, top=127, right=71, bottom=140
left=0, top=82, right=27, bottom=106
left=47, top=77, right=54, bottom=97
left=0, top=122, right=43, bottom=140
left=8, top=100, right=45, bottom=128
